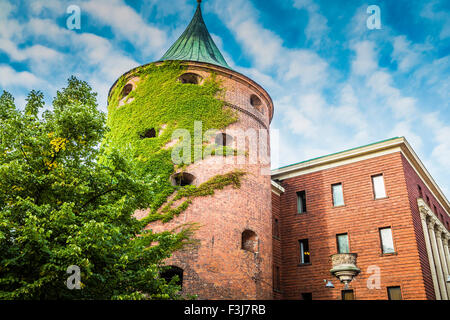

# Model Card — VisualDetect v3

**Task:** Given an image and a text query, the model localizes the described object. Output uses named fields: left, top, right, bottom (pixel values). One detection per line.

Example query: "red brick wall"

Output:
left=140, top=63, right=273, bottom=300
left=275, top=152, right=428, bottom=300
left=272, top=191, right=283, bottom=299
left=401, top=153, right=450, bottom=300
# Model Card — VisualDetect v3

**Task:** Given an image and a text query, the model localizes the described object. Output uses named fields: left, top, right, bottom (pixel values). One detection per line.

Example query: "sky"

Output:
left=0, top=0, right=449, bottom=195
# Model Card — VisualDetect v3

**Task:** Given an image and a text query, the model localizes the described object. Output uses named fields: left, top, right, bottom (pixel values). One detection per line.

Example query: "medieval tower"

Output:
left=106, top=1, right=274, bottom=299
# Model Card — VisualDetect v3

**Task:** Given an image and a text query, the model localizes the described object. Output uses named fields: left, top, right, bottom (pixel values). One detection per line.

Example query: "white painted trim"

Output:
left=271, top=137, right=450, bottom=219
left=271, top=180, right=285, bottom=195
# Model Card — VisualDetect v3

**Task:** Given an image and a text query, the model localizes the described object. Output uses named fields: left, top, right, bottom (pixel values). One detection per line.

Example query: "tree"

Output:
left=0, top=77, right=192, bottom=299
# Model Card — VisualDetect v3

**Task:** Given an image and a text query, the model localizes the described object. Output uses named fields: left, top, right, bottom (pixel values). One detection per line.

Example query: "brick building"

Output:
left=271, top=137, right=450, bottom=300
left=109, top=1, right=450, bottom=300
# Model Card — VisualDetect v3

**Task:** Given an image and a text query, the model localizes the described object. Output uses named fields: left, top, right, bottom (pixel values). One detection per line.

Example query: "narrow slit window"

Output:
left=418, top=185, right=423, bottom=198
left=274, top=266, right=280, bottom=291
left=274, top=218, right=280, bottom=238
left=297, top=191, right=306, bottom=213
left=299, top=239, right=310, bottom=264
left=372, top=174, right=386, bottom=199
left=332, top=183, right=344, bottom=207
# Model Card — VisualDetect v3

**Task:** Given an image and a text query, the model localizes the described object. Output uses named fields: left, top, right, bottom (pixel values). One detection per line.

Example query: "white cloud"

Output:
left=82, top=0, right=167, bottom=58
left=0, top=65, right=43, bottom=88
left=351, top=41, right=378, bottom=75
left=293, top=0, right=330, bottom=47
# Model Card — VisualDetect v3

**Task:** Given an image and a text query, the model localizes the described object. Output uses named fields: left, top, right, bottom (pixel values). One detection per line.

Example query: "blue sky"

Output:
left=0, top=0, right=449, bottom=195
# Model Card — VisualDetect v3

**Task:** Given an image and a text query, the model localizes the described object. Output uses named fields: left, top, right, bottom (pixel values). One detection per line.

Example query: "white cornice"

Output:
left=271, top=137, right=450, bottom=218
left=271, top=180, right=285, bottom=195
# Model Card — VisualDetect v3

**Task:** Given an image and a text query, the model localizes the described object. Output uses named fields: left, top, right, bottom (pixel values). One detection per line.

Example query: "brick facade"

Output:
left=272, top=149, right=450, bottom=300
left=138, top=62, right=274, bottom=299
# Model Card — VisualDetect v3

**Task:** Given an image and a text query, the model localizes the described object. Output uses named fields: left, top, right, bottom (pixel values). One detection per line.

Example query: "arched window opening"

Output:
left=178, top=73, right=202, bottom=85
left=171, top=172, right=196, bottom=187
left=242, top=229, right=258, bottom=253
left=140, top=128, right=156, bottom=139
left=215, top=133, right=233, bottom=147
left=121, top=83, right=133, bottom=98
left=160, top=266, right=183, bottom=288
left=250, top=94, right=262, bottom=109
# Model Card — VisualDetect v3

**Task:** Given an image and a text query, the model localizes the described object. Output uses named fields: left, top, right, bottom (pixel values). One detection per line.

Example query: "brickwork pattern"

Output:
left=274, top=152, right=429, bottom=300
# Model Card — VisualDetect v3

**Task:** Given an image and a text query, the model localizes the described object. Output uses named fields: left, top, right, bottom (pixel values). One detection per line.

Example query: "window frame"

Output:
left=336, top=233, right=350, bottom=254
left=273, top=218, right=280, bottom=239
left=332, top=183, right=345, bottom=207
left=298, top=239, right=311, bottom=265
left=387, top=286, right=402, bottom=300
left=296, top=190, right=307, bottom=214
left=371, top=174, right=387, bottom=199
left=379, top=227, right=396, bottom=255
left=273, top=266, right=281, bottom=292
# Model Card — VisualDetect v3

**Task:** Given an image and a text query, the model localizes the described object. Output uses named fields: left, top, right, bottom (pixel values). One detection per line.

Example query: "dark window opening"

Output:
left=426, top=195, right=430, bottom=206
left=170, top=172, right=195, bottom=187
left=215, top=133, right=232, bottom=147
left=140, top=128, right=156, bottom=139
left=178, top=73, right=202, bottom=85
left=274, top=266, right=280, bottom=291
left=160, top=266, right=183, bottom=288
left=121, top=83, right=133, bottom=98
left=387, top=286, right=402, bottom=300
left=433, top=204, right=437, bottom=214
left=301, top=293, right=312, bottom=300
left=418, top=185, right=423, bottom=198
left=299, top=239, right=310, bottom=264
left=242, top=229, right=258, bottom=253
left=274, top=218, right=280, bottom=238
left=297, top=190, right=307, bottom=213
left=342, top=290, right=355, bottom=300
left=250, top=94, right=263, bottom=113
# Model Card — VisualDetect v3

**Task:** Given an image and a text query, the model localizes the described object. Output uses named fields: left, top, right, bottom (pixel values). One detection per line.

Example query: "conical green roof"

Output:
left=160, top=2, right=230, bottom=69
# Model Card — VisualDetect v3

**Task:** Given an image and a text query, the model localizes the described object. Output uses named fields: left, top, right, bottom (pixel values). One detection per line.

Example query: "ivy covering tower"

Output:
left=107, top=0, right=274, bottom=299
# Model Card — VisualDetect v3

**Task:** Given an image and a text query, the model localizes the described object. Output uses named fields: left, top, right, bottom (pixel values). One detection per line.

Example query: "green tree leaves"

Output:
left=0, top=77, right=189, bottom=300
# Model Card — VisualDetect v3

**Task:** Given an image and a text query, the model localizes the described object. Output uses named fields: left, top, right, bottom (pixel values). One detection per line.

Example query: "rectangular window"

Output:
left=299, top=239, right=310, bottom=264
left=332, top=183, right=344, bottom=207
left=274, top=218, right=280, bottom=238
left=336, top=233, right=350, bottom=253
left=426, top=195, right=430, bottom=206
left=379, top=227, right=395, bottom=254
left=387, top=286, right=402, bottom=300
left=372, top=174, right=387, bottom=199
left=341, top=290, right=355, bottom=300
left=433, top=205, right=437, bottom=214
left=297, top=191, right=307, bottom=213
left=418, top=185, right=423, bottom=198
left=301, top=292, right=312, bottom=300
left=274, top=266, right=280, bottom=291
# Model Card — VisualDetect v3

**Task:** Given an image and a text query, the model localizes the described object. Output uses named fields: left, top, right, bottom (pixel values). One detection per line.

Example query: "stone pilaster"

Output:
left=419, top=209, right=441, bottom=300
left=428, top=220, right=448, bottom=300
left=435, top=228, right=450, bottom=299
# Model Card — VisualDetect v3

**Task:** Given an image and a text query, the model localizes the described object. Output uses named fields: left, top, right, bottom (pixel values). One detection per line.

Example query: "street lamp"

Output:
left=324, top=279, right=335, bottom=288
